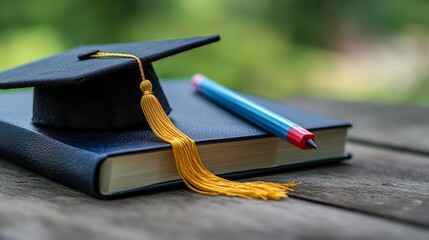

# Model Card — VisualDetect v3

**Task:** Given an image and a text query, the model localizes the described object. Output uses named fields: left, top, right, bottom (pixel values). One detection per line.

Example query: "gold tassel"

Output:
left=91, top=52, right=300, bottom=200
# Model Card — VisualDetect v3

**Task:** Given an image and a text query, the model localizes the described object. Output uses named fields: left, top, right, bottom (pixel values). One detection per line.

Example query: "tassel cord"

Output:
left=90, top=52, right=301, bottom=200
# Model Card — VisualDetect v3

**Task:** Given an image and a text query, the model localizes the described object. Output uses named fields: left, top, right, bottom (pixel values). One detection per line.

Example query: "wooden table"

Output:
left=0, top=99, right=428, bottom=240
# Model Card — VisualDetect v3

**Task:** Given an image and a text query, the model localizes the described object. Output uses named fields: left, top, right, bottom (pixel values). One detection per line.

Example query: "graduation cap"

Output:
left=0, top=35, right=220, bottom=129
left=0, top=34, right=299, bottom=200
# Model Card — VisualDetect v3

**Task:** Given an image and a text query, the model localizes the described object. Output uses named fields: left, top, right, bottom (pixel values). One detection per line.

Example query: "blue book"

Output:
left=0, top=80, right=351, bottom=198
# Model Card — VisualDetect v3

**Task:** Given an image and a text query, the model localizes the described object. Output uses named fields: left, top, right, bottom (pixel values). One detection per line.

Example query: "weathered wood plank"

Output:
left=255, top=143, right=429, bottom=227
left=0, top=156, right=428, bottom=240
left=287, top=99, right=429, bottom=154
left=1, top=99, right=428, bottom=239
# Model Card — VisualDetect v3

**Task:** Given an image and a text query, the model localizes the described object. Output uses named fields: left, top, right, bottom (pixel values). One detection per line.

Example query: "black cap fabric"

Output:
left=0, top=35, right=220, bottom=129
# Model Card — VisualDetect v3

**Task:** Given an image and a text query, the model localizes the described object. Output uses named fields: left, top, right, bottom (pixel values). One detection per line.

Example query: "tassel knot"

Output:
left=140, top=80, right=152, bottom=95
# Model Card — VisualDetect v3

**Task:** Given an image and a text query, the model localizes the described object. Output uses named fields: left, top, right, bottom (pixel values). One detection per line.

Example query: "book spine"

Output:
left=0, top=121, right=104, bottom=198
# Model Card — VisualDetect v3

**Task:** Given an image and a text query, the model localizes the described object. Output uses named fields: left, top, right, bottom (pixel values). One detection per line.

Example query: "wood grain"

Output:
left=255, top=143, right=429, bottom=227
left=0, top=156, right=428, bottom=240
left=287, top=99, right=429, bottom=154
left=1, top=99, right=429, bottom=239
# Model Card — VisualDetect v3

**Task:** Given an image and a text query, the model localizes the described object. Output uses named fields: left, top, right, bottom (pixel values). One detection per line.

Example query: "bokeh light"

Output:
left=1, top=0, right=428, bottom=105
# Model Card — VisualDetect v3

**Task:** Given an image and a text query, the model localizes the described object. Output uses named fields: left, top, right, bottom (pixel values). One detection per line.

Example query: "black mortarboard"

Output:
left=0, top=35, right=220, bottom=129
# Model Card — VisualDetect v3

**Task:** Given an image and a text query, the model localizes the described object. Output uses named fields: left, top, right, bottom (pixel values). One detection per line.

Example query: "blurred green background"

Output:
left=1, top=0, right=428, bottom=105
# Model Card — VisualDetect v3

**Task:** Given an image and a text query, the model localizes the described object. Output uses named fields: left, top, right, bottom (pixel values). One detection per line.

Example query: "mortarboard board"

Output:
left=0, top=35, right=220, bottom=129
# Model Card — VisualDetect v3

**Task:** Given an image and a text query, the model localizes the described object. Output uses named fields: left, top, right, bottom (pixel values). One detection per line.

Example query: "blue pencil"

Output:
left=191, top=74, right=317, bottom=150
